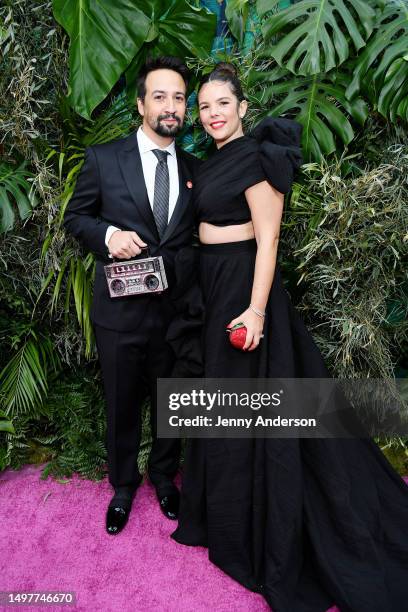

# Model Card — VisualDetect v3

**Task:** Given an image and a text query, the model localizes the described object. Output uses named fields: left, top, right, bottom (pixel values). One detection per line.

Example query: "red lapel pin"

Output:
left=186, top=181, right=193, bottom=189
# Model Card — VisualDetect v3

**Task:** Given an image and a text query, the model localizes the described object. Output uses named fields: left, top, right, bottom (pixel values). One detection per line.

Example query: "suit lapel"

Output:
left=118, top=132, right=160, bottom=241
left=161, top=149, right=193, bottom=245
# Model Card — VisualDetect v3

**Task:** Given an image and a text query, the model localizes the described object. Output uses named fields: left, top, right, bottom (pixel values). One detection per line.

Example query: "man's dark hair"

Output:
left=137, top=56, right=190, bottom=100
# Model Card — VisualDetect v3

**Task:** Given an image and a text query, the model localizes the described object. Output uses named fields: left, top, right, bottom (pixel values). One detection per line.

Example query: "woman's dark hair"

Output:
left=137, top=56, right=190, bottom=100
left=198, top=62, right=245, bottom=102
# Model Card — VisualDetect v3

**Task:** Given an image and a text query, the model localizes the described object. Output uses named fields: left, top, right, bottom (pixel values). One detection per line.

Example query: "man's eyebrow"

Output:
left=152, top=90, right=186, bottom=96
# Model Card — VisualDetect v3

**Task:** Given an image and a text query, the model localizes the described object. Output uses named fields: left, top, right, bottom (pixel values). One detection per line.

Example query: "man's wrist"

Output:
left=105, top=226, right=121, bottom=258
left=105, top=226, right=121, bottom=247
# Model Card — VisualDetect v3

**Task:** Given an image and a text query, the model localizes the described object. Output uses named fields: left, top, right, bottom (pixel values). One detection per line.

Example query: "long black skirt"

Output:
left=170, top=239, right=408, bottom=612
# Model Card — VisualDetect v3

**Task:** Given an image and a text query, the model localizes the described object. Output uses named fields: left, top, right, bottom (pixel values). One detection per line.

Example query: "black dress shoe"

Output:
left=157, top=488, right=180, bottom=520
left=106, top=485, right=138, bottom=535
left=106, top=505, right=131, bottom=535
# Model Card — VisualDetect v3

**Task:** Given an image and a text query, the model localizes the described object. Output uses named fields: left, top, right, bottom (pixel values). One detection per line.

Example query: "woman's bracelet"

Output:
left=249, top=304, right=265, bottom=318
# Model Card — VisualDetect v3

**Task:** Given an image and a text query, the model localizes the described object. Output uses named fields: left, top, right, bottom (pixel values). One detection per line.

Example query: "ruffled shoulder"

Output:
left=249, top=117, right=303, bottom=194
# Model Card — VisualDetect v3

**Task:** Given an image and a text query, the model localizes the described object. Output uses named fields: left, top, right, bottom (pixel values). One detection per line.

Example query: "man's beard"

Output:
left=153, top=113, right=182, bottom=137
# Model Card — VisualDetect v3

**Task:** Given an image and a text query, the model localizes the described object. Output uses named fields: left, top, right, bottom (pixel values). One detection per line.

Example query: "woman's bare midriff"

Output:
left=199, top=221, right=255, bottom=244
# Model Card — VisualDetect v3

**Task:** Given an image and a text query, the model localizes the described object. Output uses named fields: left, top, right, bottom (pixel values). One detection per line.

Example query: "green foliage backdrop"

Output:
left=0, top=0, right=407, bottom=480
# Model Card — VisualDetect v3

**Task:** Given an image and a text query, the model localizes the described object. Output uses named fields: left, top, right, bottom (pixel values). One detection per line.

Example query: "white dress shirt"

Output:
left=105, top=126, right=179, bottom=248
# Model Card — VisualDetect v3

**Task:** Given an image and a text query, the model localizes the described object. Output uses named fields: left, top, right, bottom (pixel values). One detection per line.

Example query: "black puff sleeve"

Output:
left=250, top=117, right=303, bottom=194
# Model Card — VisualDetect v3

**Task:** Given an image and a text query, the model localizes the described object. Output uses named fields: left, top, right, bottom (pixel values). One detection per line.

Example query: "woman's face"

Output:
left=198, top=80, right=247, bottom=147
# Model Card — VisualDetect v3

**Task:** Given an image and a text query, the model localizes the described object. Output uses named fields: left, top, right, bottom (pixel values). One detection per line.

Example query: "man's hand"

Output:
left=108, top=230, right=147, bottom=259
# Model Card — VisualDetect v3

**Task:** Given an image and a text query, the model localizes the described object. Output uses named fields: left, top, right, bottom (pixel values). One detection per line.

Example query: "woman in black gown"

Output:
left=170, top=63, right=408, bottom=612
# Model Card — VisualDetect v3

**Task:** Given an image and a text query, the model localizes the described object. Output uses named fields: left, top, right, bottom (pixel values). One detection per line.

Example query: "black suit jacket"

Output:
left=63, top=131, right=200, bottom=331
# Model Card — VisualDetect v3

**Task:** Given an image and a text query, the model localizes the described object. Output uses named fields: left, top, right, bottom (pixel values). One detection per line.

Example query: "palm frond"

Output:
left=0, top=410, right=15, bottom=433
left=0, top=162, right=37, bottom=233
left=0, top=332, right=60, bottom=417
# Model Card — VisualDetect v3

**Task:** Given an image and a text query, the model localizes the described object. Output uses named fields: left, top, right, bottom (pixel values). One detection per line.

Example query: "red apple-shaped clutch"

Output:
left=226, top=323, right=247, bottom=350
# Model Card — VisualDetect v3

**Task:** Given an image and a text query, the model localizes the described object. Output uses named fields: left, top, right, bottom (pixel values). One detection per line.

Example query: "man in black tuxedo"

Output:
left=64, top=57, right=199, bottom=534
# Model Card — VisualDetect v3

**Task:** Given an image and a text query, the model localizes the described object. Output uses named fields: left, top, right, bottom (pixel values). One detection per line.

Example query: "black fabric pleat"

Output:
left=171, top=239, right=408, bottom=612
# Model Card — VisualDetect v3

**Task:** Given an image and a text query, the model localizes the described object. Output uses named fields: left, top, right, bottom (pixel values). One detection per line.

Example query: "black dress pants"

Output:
left=94, top=298, right=181, bottom=496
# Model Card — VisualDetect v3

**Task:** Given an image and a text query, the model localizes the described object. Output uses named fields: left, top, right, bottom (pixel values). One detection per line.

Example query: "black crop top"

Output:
left=194, top=117, right=303, bottom=226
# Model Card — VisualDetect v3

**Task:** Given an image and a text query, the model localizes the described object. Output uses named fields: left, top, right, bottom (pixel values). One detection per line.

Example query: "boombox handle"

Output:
left=112, top=246, right=151, bottom=263
left=135, top=246, right=151, bottom=258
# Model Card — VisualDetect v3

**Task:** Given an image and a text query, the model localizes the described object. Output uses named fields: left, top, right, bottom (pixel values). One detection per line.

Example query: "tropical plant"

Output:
left=1, top=0, right=407, bottom=480
left=258, top=0, right=376, bottom=74
left=346, top=0, right=408, bottom=123
left=282, top=142, right=408, bottom=380
left=0, top=410, right=14, bottom=434
left=38, top=94, right=139, bottom=358
left=252, top=0, right=408, bottom=160
left=0, top=325, right=60, bottom=417
left=226, top=0, right=252, bottom=45
left=0, top=373, right=106, bottom=477
left=52, top=0, right=217, bottom=119
left=249, top=65, right=369, bottom=160
left=36, top=376, right=108, bottom=480
left=0, top=162, right=37, bottom=233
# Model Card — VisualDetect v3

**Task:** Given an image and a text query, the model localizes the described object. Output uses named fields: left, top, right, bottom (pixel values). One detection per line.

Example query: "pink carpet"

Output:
left=4, top=464, right=396, bottom=612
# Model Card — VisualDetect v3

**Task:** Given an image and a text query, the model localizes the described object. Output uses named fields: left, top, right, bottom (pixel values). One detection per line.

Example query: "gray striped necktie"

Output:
left=152, top=149, right=170, bottom=239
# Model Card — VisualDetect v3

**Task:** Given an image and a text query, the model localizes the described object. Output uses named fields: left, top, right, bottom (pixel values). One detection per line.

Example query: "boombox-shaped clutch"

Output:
left=104, top=249, right=168, bottom=298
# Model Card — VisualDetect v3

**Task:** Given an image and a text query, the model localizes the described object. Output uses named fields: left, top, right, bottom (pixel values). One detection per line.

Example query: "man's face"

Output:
left=137, top=69, right=187, bottom=137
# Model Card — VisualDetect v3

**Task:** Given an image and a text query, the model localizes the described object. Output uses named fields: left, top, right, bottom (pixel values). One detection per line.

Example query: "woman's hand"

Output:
left=227, top=308, right=264, bottom=351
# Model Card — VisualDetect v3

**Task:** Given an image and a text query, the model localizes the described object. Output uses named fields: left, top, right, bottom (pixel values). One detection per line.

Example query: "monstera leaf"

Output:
left=53, top=0, right=150, bottom=119
left=249, top=66, right=368, bottom=161
left=346, top=1, right=408, bottom=123
left=257, top=0, right=375, bottom=75
left=53, top=0, right=216, bottom=119
left=125, top=0, right=216, bottom=101
left=378, top=56, right=408, bottom=122
left=225, top=0, right=250, bottom=45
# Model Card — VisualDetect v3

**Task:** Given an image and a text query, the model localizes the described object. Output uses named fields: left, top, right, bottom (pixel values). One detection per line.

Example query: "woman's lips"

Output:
left=210, top=121, right=226, bottom=129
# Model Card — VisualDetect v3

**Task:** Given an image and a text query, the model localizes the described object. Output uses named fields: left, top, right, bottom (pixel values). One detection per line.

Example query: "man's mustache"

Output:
left=158, top=113, right=181, bottom=123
